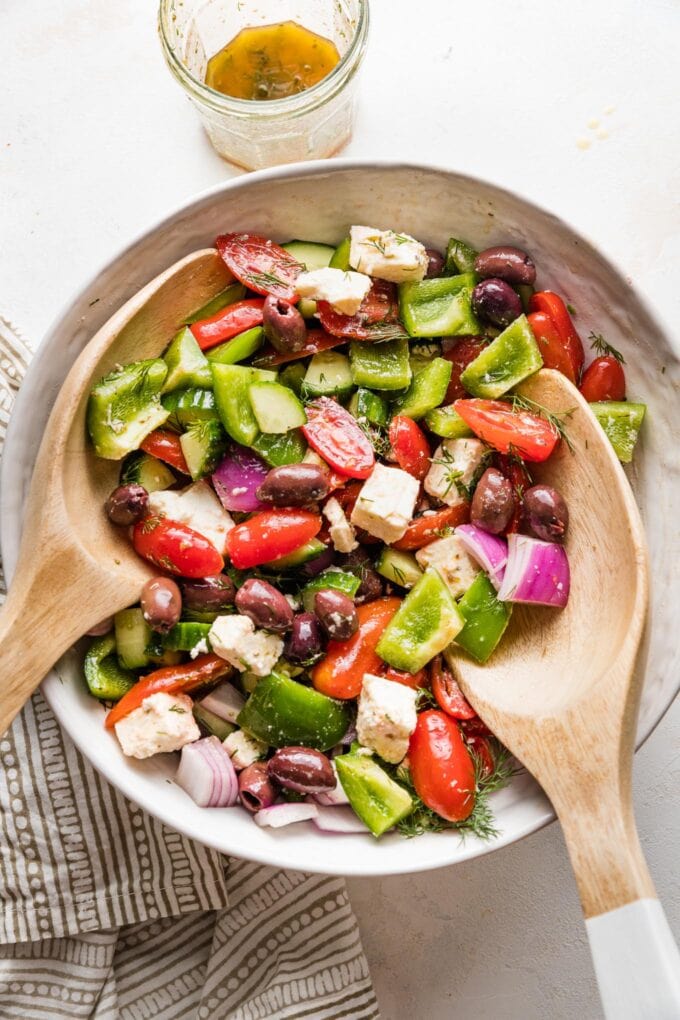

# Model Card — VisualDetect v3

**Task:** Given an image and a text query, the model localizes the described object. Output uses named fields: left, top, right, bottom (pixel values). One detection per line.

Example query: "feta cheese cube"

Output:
left=209, top=614, right=283, bottom=677
left=323, top=496, right=358, bottom=553
left=356, top=674, right=417, bottom=764
left=349, top=225, right=428, bottom=284
left=416, top=534, right=480, bottom=599
left=189, top=637, right=209, bottom=659
left=148, top=480, right=234, bottom=553
left=424, top=438, right=488, bottom=508
left=114, top=692, right=199, bottom=759
left=350, top=463, right=419, bottom=544
left=223, top=729, right=267, bottom=770
left=295, top=267, right=371, bottom=316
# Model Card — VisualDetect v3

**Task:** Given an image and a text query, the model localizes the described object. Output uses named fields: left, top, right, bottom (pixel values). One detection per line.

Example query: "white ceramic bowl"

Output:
left=2, top=161, right=678, bottom=876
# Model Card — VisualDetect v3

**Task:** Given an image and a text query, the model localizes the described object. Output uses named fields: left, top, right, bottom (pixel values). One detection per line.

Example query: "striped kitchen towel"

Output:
left=0, top=315, right=379, bottom=1019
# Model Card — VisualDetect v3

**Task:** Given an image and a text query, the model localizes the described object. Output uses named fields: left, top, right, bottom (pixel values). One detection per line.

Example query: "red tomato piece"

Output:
left=379, top=665, right=427, bottom=689
left=442, top=336, right=490, bottom=402
left=430, top=655, right=476, bottom=720
left=454, top=399, right=560, bottom=463
left=312, top=597, right=402, bottom=700
left=392, top=504, right=470, bottom=551
left=133, top=517, right=224, bottom=577
left=579, top=356, right=626, bottom=402
left=302, top=397, right=375, bottom=479
left=215, top=233, right=304, bottom=301
left=388, top=416, right=431, bottom=481
left=528, top=291, right=584, bottom=382
left=140, top=429, right=189, bottom=474
left=105, top=655, right=231, bottom=729
left=409, top=710, right=477, bottom=822
left=190, top=298, right=265, bottom=351
left=460, top=716, right=493, bottom=738
left=465, top=734, right=495, bottom=778
left=317, top=279, right=407, bottom=341
left=227, top=509, right=321, bottom=569
left=527, top=311, right=580, bottom=384
left=253, top=330, right=345, bottom=367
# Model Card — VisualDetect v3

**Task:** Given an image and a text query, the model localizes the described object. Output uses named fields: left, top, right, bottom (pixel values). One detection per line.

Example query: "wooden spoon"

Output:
left=0, top=248, right=232, bottom=735
left=453, top=368, right=680, bottom=1019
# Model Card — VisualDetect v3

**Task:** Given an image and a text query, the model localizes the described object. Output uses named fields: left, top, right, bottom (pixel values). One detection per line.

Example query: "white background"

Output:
left=2, top=1, right=679, bottom=1016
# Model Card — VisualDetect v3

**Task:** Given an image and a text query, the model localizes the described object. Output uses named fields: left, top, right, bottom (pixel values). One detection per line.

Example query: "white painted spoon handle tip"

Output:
left=586, top=898, right=680, bottom=1020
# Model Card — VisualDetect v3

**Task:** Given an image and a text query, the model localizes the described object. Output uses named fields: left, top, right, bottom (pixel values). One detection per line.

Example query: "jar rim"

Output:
left=158, top=0, right=370, bottom=119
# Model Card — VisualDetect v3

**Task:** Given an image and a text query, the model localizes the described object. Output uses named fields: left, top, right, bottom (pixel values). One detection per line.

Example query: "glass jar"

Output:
left=158, top=0, right=369, bottom=171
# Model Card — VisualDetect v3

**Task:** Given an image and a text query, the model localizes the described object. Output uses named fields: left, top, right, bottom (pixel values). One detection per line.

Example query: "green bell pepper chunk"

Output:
left=185, top=282, right=247, bottom=324
left=334, top=754, right=413, bottom=837
left=251, top=428, right=307, bottom=466
left=376, top=569, right=464, bottom=673
left=445, top=237, right=479, bottom=275
left=399, top=274, right=481, bottom=337
left=459, top=314, right=543, bottom=398
left=162, top=327, right=213, bottom=392
left=206, top=326, right=265, bottom=366
left=300, top=569, right=361, bottom=612
left=237, top=673, right=351, bottom=750
left=211, top=363, right=276, bottom=446
left=589, top=401, right=646, bottom=463
left=424, top=404, right=474, bottom=438
left=348, top=388, right=389, bottom=428
left=391, top=358, right=452, bottom=420
left=349, top=339, right=412, bottom=391
left=84, top=634, right=136, bottom=702
left=451, top=572, right=511, bottom=663
left=87, top=358, right=169, bottom=460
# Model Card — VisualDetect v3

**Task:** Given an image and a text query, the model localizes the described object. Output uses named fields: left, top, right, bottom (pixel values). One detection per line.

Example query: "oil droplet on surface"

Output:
left=588, top=118, right=600, bottom=130
left=576, top=138, right=591, bottom=151
left=596, top=129, right=609, bottom=140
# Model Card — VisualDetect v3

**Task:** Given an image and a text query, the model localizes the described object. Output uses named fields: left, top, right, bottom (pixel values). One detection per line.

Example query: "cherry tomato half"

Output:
left=442, top=336, right=490, bottom=402
left=105, top=654, right=231, bottom=729
left=465, top=734, right=495, bottom=779
left=317, top=279, right=407, bottom=341
left=528, top=291, right=584, bottom=382
left=253, top=330, right=345, bottom=367
left=392, top=504, right=470, bottom=551
left=579, top=356, right=626, bottom=402
left=227, top=509, right=321, bottom=569
left=312, top=597, right=401, bottom=700
left=133, top=517, right=224, bottom=577
left=454, top=399, right=560, bottom=463
left=408, top=710, right=477, bottom=822
left=527, top=311, right=580, bottom=385
left=302, top=397, right=375, bottom=479
left=216, top=233, right=304, bottom=301
left=379, top=665, right=427, bottom=689
left=430, top=655, right=477, bottom=719
left=140, top=429, right=189, bottom=474
left=388, top=416, right=431, bottom=481
left=190, top=298, right=265, bottom=351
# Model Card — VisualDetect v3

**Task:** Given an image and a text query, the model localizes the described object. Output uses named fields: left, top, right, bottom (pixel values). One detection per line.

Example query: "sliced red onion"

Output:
left=254, top=803, right=319, bottom=828
left=497, top=533, right=570, bottom=608
left=86, top=617, right=114, bottom=637
left=455, top=524, right=508, bottom=590
left=199, top=682, right=245, bottom=724
left=176, top=736, right=239, bottom=808
left=312, top=806, right=370, bottom=834
left=314, top=765, right=350, bottom=806
left=212, top=444, right=269, bottom=512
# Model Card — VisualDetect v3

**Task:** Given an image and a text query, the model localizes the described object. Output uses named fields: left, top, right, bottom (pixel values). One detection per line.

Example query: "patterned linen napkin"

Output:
left=0, top=315, right=379, bottom=1020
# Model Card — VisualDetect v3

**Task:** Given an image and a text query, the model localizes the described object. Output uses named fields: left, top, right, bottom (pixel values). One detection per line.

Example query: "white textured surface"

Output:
left=2, top=1, right=679, bottom=1018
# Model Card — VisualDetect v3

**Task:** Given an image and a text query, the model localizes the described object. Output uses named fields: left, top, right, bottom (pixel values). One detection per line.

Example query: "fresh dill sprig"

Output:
left=244, top=268, right=287, bottom=291
left=365, top=237, right=388, bottom=255
left=414, top=687, right=438, bottom=711
left=508, top=393, right=576, bottom=453
left=430, top=446, right=467, bottom=499
left=588, top=331, right=626, bottom=364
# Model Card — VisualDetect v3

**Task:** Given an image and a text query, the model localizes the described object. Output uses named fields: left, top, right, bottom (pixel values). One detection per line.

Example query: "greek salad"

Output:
left=84, top=225, right=645, bottom=839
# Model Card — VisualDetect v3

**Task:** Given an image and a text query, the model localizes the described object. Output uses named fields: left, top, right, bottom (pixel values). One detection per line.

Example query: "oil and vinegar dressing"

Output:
left=205, top=20, right=341, bottom=101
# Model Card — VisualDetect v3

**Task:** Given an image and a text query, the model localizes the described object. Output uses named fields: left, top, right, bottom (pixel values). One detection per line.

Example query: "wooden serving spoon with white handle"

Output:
left=454, top=369, right=680, bottom=1019
left=0, top=249, right=233, bottom=736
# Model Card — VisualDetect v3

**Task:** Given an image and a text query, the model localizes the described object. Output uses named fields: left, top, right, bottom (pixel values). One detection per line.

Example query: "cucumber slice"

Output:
left=349, top=339, right=412, bottom=391
left=451, top=571, right=511, bottom=664
left=399, top=275, right=481, bottom=337
left=261, top=537, right=326, bottom=571
left=185, top=282, right=246, bottom=324
left=206, top=326, right=264, bottom=365
left=334, top=753, right=413, bottom=837
left=87, top=359, right=169, bottom=460
left=162, top=622, right=212, bottom=652
left=248, top=381, right=307, bottom=433
left=590, top=401, right=646, bottom=463
left=348, top=388, right=389, bottom=428
left=193, top=703, right=236, bottom=740
left=114, top=608, right=152, bottom=670
left=376, top=568, right=464, bottom=673
left=162, top=327, right=212, bottom=393
left=162, top=387, right=219, bottom=428
left=329, top=237, right=351, bottom=270
left=251, top=428, right=307, bottom=466
left=392, top=358, right=452, bottom=420
left=120, top=451, right=175, bottom=492
left=84, top=634, right=136, bottom=701
left=282, top=240, right=335, bottom=271
left=303, top=351, right=354, bottom=398
left=211, top=363, right=276, bottom=446
left=424, top=404, right=474, bottom=439
left=180, top=419, right=228, bottom=479
left=445, top=237, right=479, bottom=275
left=375, top=548, right=423, bottom=589
left=460, top=314, right=542, bottom=398
left=298, top=298, right=318, bottom=319
left=301, top=569, right=361, bottom=612
left=279, top=361, right=306, bottom=396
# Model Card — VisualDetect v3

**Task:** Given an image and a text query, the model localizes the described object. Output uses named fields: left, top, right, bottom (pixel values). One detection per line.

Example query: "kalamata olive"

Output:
left=235, top=578, right=293, bottom=633
left=474, top=245, right=537, bottom=286
left=300, top=545, right=335, bottom=578
left=339, top=548, right=384, bottom=603
left=523, top=485, right=569, bottom=542
left=262, top=294, right=307, bottom=353
left=424, top=248, right=445, bottom=278
left=314, top=589, right=358, bottom=641
left=256, top=463, right=330, bottom=507
left=180, top=574, right=236, bottom=613
left=86, top=617, right=114, bottom=637
left=470, top=468, right=516, bottom=535
left=105, top=484, right=148, bottom=526
left=284, top=612, right=324, bottom=663
left=141, top=577, right=182, bottom=633
left=239, top=762, right=277, bottom=813
left=471, top=278, right=523, bottom=328
left=268, top=747, right=336, bottom=794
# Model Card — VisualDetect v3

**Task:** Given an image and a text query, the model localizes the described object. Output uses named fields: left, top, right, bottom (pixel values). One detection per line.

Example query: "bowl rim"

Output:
left=2, top=157, right=678, bottom=876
